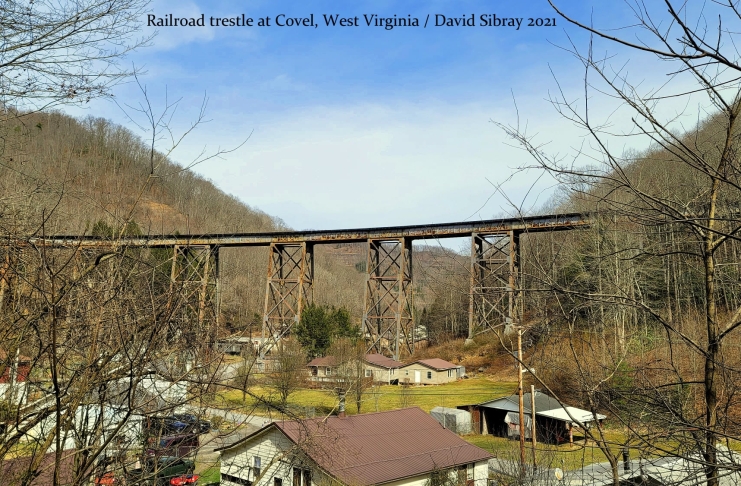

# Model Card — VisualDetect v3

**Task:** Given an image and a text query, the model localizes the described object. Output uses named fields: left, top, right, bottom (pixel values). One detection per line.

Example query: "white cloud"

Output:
left=172, top=100, right=576, bottom=230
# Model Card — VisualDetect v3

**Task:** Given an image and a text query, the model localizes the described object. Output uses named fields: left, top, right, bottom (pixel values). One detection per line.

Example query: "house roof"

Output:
left=306, top=356, right=336, bottom=367
left=0, top=349, right=32, bottom=364
left=364, top=354, right=404, bottom=369
left=403, top=358, right=458, bottom=371
left=2, top=450, right=77, bottom=485
left=475, top=392, right=606, bottom=424
left=218, top=408, right=492, bottom=486
left=218, top=336, right=252, bottom=343
left=563, top=448, right=741, bottom=486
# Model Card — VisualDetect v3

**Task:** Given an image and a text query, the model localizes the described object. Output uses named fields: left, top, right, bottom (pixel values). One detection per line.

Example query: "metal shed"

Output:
left=430, top=406, right=472, bottom=434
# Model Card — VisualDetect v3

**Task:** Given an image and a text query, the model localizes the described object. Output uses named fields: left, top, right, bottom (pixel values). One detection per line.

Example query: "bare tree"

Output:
left=268, top=339, right=307, bottom=410
left=0, top=0, right=151, bottom=111
left=497, top=2, right=741, bottom=485
left=326, top=337, right=370, bottom=414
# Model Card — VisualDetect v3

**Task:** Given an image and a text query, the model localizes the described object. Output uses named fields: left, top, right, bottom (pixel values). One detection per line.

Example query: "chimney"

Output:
left=338, top=392, right=346, bottom=418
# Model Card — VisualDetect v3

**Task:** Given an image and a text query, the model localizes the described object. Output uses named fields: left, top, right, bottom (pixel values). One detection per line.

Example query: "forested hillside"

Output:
left=0, top=110, right=366, bottom=327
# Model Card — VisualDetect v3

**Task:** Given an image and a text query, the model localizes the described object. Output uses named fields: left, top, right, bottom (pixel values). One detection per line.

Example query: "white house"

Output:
left=217, top=407, right=492, bottom=486
left=307, top=354, right=404, bottom=385
left=362, top=354, right=403, bottom=384
left=398, top=358, right=463, bottom=385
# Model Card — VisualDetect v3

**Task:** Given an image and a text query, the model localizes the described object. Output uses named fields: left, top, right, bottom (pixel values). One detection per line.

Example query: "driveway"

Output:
left=195, top=407, right=272, bottom=474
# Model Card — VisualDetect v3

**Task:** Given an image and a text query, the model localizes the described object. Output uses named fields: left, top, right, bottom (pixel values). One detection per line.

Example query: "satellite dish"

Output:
left=554, top=468, right=564, bottom=480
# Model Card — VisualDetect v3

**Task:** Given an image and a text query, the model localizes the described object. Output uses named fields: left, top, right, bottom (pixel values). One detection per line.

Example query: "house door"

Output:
left=414, top=371, right=421, bottom=383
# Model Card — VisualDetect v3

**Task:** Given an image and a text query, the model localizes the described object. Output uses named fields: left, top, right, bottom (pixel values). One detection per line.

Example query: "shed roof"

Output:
left=564, top=448, right=741, bottom=486
left=364, top=354, right=404, bottom=369
left=475, top=392, right=605, bottom=423
left=218, top=407, right=492, bottom=486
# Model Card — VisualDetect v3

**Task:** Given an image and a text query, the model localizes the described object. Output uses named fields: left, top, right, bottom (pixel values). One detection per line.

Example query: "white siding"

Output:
left=381, top=473, right=431, bottom=486
left=221, top=428, right=328, bottom=486
left=381, top=461, right=488, bottom=486
left=221, top=429, right=488, bottom=486
left=364, top=363, right=398, bottom=384
left=398, top=365, right=456, bottom=385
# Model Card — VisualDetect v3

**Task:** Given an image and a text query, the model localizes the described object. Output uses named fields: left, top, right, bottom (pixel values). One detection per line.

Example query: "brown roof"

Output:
left=306, top=356, right=336, bottom=367
left=219, top=408, right=491, bottom=486
left=0, top=350, right=32, bottom=363
left=364, top=354, right=404, bottom=369
left=1, top=450, right=78, bottom=485
left=407, top=358, right=458, bottom=371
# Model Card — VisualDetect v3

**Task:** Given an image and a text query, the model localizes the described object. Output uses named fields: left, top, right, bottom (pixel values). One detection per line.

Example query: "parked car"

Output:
left=94, top=457, right=198, bottom=485
left=143, top=416, right=188, bottom=436
left=126, top=456, right=197, bottom=485
left=144, top=415, right=210, bottom=436
left=146, top=434, right=199, bottom=458
left=171, top=414, right=211, bottom=434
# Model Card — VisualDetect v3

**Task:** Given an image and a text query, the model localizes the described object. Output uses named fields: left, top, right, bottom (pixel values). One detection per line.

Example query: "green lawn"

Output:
left=214, top=379, right=716, bottom=472
left=218, top=377, right=518, bottom=417
left=464, top=432, right=642, bottom=471
left=197, top=464, right=220, bottom=484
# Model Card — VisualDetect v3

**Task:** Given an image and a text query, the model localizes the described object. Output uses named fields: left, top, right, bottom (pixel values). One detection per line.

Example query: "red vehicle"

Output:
left=93, top=456, right=198, bottom=485
left=169, top=475, right=199, bottom=485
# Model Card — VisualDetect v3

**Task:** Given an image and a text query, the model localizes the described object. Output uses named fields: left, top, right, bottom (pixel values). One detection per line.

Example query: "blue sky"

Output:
left=67, top=0, right=698, bottom=233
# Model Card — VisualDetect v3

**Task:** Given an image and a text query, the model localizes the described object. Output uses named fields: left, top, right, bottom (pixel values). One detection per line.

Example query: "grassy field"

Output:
left=213, top=378, right=730, bottom=472
left=464, top=431, right=642, bottom=471
left=218, top=377, right=518, bottom=417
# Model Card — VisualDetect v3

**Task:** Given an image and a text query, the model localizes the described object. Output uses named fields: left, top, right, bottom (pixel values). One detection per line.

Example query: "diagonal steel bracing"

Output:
left=17, top=214, right=584, bottom=354
left=168, top=245, right=220, bottom=345
left=262, top=242, right=314, bottom=354
left=468, top=231, right=520, bottom=338
left=363, top=238, right=414, bottom=360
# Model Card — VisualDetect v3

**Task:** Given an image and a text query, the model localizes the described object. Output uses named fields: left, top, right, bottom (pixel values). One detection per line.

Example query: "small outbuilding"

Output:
left=216, top=336, right=253, bottom=355
left=458, top=391, right=605, bottom=444
left=430, top=406, right=472, bottom=435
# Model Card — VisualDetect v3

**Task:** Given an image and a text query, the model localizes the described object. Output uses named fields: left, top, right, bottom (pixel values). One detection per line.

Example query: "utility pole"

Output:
left=517, top=327, right=526, bottom=476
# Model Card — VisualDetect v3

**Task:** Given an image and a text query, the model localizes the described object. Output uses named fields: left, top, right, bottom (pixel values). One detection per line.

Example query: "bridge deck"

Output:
left=27, top=212, right=589, bottom=248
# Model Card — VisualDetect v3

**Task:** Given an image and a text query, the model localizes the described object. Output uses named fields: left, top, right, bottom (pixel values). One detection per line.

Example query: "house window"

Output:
left=457, top=465, right=467, bottom=484
left=405, top=370, right=409, bottom=376
left=391, top=368, right=396, bottom=375
left=293, top=467, right=311, bottom=486
left=275, top=478, right=283, bottom=486
left=364, top=369, right=372, bottom=377
left=253, top=456, right=261, bottom=479
left=326, top=367, right=331, bottom=376
left=448, top=369, right=453, bottom=377
left=427, top=371, right=432, bottom=379
left=311, top=367, right=317, bottom=376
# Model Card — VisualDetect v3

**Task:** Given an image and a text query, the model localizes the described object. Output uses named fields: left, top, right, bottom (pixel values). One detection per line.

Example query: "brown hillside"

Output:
left=0, top=110, right=365, bottom=328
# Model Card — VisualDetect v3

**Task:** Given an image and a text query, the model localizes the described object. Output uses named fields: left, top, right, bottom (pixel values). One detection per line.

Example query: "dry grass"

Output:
left=219, top=377, right=517, bottom=417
